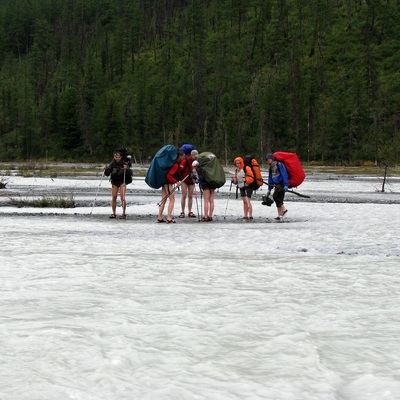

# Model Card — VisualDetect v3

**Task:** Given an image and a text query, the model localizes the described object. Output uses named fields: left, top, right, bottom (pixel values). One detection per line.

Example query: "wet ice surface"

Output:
left=1, top=172, right=400, bottom=400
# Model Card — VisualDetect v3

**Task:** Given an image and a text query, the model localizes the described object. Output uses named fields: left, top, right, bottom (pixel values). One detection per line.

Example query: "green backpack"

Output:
left=197, top=152, right=226, bottom=189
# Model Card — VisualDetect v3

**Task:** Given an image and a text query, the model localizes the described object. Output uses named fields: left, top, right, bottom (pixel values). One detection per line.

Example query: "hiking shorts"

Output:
left=111, top=180, right=125, bottom=187
left=273, top=184, right=285, bottom=207
left=199, top=181, right=212, bottom=190
left=240, top=187, right=253, bottom=198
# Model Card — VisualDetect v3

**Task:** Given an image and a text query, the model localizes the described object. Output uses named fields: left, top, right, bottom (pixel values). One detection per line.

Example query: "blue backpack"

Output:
left=145, top=145, right=178, bottom=189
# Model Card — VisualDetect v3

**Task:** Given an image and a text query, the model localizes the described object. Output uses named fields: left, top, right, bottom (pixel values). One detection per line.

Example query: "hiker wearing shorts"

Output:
left=192, top=160, right=215, bottom=222
left=232, top=156, right=254, bottom=220
left=104, top=149, right=133, bottom=219
left=178, top=151, right=197, bottom=218
left=157, top=151, right=185, bottom=223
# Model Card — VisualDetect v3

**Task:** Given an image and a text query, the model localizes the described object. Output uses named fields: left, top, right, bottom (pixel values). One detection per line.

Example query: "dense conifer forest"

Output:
left=0, top=0, right=399, bottom=164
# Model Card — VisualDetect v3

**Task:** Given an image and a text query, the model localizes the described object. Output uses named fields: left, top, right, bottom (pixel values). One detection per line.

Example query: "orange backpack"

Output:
left=244, top=155, right=263, bottom=190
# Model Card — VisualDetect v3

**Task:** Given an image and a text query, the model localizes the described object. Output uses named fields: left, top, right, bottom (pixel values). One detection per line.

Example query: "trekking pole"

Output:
left=249, top=175, right=311, bottom=199
left=90, top=170, right=106, bottom=216
left=122, top=167, right=126, bottom=212
left=265, top=181, right=311, bottom=198
left=157, top=185, right=179, bottom=207
left=194, top=184, right=200, bottom=222
left=286, top=189, right=310, bottom=198
left=200, top=187, right=203, bottom=220
left=224, top=180, right=233, bottom=219
left=156, top=174, right=190, bottom=207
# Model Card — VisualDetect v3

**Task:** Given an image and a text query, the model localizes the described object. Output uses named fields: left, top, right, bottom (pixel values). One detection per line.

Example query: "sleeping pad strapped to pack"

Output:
left=145, top=145, right=178, bottom=189
left=273, top=152, right=306, bottom=188
left=197, top=152, right=226, bottom=189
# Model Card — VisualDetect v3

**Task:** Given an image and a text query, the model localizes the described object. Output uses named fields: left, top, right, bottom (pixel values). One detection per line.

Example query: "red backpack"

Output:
left=273, top=152, right=306, bottom=188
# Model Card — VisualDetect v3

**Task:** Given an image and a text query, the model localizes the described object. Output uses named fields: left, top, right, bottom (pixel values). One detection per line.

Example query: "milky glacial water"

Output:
left=1, top=174, right=400, bottom=399
left=1, top=206, right=400, bottom=400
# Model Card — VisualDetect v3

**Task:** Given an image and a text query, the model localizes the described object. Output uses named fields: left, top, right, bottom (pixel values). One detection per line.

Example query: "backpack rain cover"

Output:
left=273, top=152, right=306, bottom=188
left=197, top=152, right=226, bottom=189
left=145, top=145, right=178, bottom=189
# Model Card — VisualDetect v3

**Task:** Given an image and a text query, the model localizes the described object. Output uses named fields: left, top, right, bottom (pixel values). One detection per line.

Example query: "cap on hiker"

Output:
left=191, top=150, right=199, bottom=158
left=192, top=160, right=199, bottom=167
left=266, top=153, right=274, bottom=160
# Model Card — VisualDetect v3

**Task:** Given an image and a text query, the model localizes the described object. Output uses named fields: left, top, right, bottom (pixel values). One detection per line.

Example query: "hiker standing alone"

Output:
left=232, top=156, right=254, bottom=220
left=104, top=149, right=133, bottom=219
left=266, top=153, right=289, bottom=221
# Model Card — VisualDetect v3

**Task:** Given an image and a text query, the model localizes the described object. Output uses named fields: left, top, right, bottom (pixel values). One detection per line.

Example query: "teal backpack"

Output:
left=145, top=145, right=178, bottom=189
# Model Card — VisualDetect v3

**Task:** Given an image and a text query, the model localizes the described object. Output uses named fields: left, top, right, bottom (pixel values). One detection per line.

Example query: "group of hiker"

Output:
left=232, top=153, right=289, bottom=221
left=153, top=148, right=216, bottom=223
left=103, top=146, right=292, bottom=222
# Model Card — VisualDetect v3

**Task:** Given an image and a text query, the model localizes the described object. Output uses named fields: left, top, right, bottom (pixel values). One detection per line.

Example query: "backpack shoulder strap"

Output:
left=245, top=165, right=253, bottom=177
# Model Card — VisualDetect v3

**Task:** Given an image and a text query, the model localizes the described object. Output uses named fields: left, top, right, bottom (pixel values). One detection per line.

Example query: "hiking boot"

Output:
left=274, top=216, right=281, bottom=221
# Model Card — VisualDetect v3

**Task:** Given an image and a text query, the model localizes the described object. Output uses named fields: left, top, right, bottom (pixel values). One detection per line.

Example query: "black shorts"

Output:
left=111, top=173, right=132, bottom=186
left=111, top=181, right=125, bottom=187
left=240, top=187, right=253, bottom=198
left=199, top=181, right=212, bottom=190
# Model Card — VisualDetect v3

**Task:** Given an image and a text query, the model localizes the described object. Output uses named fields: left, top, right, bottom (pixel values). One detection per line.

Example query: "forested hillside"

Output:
left=0, top=0, right=399, bottom=164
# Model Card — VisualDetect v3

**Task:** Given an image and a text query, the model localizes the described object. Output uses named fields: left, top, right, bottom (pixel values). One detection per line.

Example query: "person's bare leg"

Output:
left=180, top=182, right=188, bottom=214
left=209, top=190, right=215, bottom=219
left=242, top=197, right=248, bottom=218
left=247, top=197, right=253, bottom=218
left=111, top=185, right=118, bottom=215
left=158, top=185, right=168, bottom=220
left=120, top=184, right=127, bottom=216
left=167, top=184, right=175, bottom=220
left=188, top=184, right=195, bottom=214
left=203, top=189, right=210, bottom=219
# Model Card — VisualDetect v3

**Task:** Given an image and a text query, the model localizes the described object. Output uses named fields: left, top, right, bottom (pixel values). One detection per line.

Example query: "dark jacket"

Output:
left=105, top=160, right=132, bottom=185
